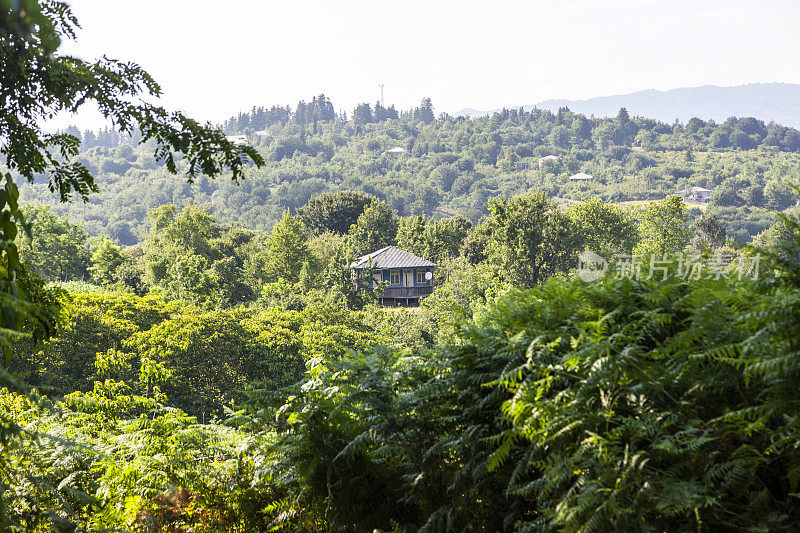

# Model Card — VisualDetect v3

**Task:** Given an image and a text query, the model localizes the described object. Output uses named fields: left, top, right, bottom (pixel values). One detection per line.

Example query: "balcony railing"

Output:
left=379, top=286, right=434, bottom=299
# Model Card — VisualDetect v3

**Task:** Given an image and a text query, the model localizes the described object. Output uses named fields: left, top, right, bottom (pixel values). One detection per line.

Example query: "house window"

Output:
left=390, top=270, right=401, bottom=285
left=416, top=270, right=427, bottom=284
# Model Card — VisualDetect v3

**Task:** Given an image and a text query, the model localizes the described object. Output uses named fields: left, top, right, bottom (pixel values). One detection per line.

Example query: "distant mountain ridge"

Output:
left=455, top=83, right=800, bottom=128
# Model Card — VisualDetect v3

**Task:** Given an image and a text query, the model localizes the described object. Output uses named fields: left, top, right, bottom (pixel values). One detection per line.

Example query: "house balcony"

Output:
left=379, top=286, right=434, bottom=299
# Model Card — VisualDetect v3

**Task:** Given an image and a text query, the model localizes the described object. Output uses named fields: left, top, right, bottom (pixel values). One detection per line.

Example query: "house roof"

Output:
left=569, top=172, right=593, bottom=181
left=387, top=147, right=407, bottom=154
left=677, top=186, right=713, bottom=195
left=351, top=246, right=436, bottom=270
left=538, top=155, right=558, bottom=161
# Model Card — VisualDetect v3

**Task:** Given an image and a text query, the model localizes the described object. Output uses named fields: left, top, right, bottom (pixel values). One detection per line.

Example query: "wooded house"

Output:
left=351, top=246, right=436, bottom=307
left=538, top=154, right=558, bottom=168
left=677, top=186, right=713, bottom=203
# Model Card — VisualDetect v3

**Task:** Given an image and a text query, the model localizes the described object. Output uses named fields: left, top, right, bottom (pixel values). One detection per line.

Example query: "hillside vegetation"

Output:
left=21, top=98, right=800, bottom=245
left=4, top=3, right=800, bottom=530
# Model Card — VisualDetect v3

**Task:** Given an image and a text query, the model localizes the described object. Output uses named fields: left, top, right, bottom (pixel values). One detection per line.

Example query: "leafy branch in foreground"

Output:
left=0, top=0, right=264, bottom=371
left=0, top=1, right=264, bottom=527
left=2, top=2, right=263, bottom=204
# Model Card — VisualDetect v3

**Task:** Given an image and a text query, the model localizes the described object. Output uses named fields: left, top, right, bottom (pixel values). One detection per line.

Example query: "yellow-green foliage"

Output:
left=299, top=302, right=383, bottom=361
left=11, top=291, right=176, bottom=395
left=130, top=305, right=307, bottom=417
left=1, top=290, right=384, bottom=530
left=13, top=288, right=383, bottom=419
left=0, top=386, right=266, bottom=532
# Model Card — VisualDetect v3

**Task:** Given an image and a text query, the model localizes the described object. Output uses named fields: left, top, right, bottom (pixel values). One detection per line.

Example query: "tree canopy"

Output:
left=4, top=2, right=800, bottom=530
left=297, top=190, right=374, bottom=235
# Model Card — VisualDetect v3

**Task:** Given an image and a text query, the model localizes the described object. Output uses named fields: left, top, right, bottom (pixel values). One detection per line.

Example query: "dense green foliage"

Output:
left=484, top=191, right=581, bottom=287
left=4, top=210, right=800, bottom=530
left=0, top=2, right=262, bottom=528
left=633, top=194, right=692, bottom=255
left=297, top=190, right=374, bottom=235
left=16, top=204, right=92, bottom=281
left=12, top=290, right=382, bottom=418
left=4, top=2, right=800, bottom=531
left=240, top=223, right=800, bottom=531
left=17, top=101, right=800, bottom=246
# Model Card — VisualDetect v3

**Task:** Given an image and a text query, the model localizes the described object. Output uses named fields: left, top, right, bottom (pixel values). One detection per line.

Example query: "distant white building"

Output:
left=255, top=130, right=270, bottom=137
left=569, top=172, right=593, bottom=181
left=225, top=135, right=248, bottom=146
left=538, top=155, right=558, bottom=168
left=678, top=186, right=713, bottom=203
left=386, top=147, right=407, bottom=154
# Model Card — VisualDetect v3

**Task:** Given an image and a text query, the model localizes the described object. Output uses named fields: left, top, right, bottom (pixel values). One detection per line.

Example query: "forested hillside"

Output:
left=21, top=96, right=800, bottom=245
left=4, top=2, right=800, bottom=531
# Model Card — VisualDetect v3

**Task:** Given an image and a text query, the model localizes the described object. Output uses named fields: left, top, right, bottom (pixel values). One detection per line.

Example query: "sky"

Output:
left=50, top=0, right=800, bottom=130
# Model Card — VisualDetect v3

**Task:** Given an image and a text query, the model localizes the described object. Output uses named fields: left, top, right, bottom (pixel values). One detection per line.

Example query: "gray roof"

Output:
left=351, top=246, right=436, bottom=270
left=569, top=172, right=593, bottom=181
left=677, top=186, right=713, bottom=195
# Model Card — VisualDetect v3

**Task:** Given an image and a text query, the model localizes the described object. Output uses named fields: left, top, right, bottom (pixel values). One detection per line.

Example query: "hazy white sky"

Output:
left=52, top=0, right=800, bottom=130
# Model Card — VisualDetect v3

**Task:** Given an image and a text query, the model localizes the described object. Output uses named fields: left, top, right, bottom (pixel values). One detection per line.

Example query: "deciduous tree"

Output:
left=485, top=190, right=582, bottom=287
left=567, top=198, right=639, bottom=260
left=89, top=237, right=127, bottom=286
left=16, top=204, right=90, bottom=281
left=297, top=190, right=374, bottom=235
left=634, top=196, right=691, bottom=256
left=349, top=200, right=398, bottom=257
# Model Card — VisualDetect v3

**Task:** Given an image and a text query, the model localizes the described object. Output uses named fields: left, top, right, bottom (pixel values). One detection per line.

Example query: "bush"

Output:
left=256, top=241, right=800, bottom=530
left=764, top=181, right=797, bottom=210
